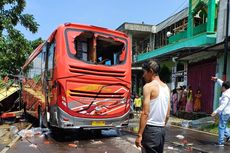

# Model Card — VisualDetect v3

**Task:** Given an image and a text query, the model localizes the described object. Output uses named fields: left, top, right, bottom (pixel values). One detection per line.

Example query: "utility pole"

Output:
left=19, top=67, right=23, bottom=111
left=223, top=0, right=230, bottom=81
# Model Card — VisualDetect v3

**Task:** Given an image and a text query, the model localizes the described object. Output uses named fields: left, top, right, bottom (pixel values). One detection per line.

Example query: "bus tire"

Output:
left=50, top=127, right=67, bottom=140
left=92, top=129, right=102, bottom=136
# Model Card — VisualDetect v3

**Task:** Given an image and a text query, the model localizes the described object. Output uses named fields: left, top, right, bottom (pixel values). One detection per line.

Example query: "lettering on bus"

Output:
left=66, top=84, right=112, bottom=97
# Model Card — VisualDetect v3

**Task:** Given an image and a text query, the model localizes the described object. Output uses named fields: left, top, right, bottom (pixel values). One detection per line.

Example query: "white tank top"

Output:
left=146, top=81, right=170, bottom=127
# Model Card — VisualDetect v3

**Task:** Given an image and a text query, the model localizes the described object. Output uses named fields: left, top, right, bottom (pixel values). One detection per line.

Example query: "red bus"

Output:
left=22, top=23, right=131, bottom=130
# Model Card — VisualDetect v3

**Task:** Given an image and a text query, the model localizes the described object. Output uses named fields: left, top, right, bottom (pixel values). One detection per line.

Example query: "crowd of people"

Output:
left=171, top=85, right=202, bottom=116
left=132, top=83, right=204, bottom=117
left=166, top=77, right=230, bottom=147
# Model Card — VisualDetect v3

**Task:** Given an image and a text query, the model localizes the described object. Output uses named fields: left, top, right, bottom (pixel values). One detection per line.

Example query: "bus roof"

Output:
left=57, top=23, right=128, bottom=38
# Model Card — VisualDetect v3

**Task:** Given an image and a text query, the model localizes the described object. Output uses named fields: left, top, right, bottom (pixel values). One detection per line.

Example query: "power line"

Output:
left=157, top=0, right=210, bottom=32
left=157, top=0, right=189, bottom=31
left=169, top=0, right=189, bottom=17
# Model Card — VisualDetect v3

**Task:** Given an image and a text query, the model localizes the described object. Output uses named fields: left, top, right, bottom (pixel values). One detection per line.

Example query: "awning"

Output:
left=179, top=37, right=230, bottom=61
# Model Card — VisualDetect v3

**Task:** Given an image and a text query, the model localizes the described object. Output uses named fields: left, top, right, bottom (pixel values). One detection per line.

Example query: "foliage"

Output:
left=0, top=0, right=39, bottom=36
left=0, top=0, right=42, bottom=77
left=0, top=79, right=4, bottom=89
left=1, top=32, right=30, bottom=75
left=200, top=122, right=230, bottom=135
left=30, top=37, right=43, bottom=50
left=159, top=65, right=171, bottom=83
left=200, top=122, right=218, bottom=134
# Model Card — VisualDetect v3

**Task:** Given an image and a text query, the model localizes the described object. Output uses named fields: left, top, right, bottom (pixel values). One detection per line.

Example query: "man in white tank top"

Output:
left=135, top=60, right=170, bottom=153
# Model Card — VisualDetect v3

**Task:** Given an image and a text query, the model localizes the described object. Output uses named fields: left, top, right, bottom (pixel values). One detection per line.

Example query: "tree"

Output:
left=0, top=0, right=39, bottom=37
left=0, top=0, right=40, bottom=76
left=0, top=34, right=43, bottom=75
left=159, top=65, right=171, bottom=83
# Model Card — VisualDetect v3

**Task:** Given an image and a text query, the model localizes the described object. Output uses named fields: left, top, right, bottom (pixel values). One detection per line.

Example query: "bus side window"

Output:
left=47, top=41, right=55, bottom=79
left=41, top=46, right=46, bottom=89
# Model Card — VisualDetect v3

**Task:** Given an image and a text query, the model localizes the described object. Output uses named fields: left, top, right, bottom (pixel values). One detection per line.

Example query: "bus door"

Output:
left=44, top=40, right=56, bottom=126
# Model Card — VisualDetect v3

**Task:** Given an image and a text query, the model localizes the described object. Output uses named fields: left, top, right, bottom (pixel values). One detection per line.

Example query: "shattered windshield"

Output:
left=65, top=29, right=127, bottom=66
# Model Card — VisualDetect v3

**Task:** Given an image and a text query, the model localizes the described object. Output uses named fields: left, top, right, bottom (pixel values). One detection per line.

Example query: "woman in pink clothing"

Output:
left=179, top=86, right=187, bottom=111
left=172, top=89, right=178, bottom=115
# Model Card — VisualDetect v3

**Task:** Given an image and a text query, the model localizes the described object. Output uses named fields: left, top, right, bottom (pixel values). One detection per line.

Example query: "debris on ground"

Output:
left=74, top=140, right=79, bottom=145
left=9, top=125, right=18, bottom=139
left=1, top=112, right=16, bottom=124
left=0, top=120, right=30, bottom=145
left=29, top=144, right=37, bottom=148
left=167, top=146, right=179, bottom=151
left=17, top=127, right=50, bottom=138
left=181, top=139, right=188, bottom=145
left=167, top=146, right=174, bottom=150
left=90, top=140, right=103, bottom=144
left=187, top=143, right=193, bottom=146
left=101, top=129, right=118, bottom=136
left=181, top=120, right=191, bottom=128
left=190, top=116, right=215, bottom=129
left=18, top=129, right=33, bottom=138
left=176, top=134, right=184, bottom=139
left=68, top=143, right=77, bottom=148
left=44, top=140, right=51, bottom=144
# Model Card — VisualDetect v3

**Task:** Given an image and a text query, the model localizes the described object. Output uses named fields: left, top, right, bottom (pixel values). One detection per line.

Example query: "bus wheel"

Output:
left=92, top=129, right=102, bottom=136
left=50, top=127, right=66, bottom=140
left=38, top=106, right=43, bottom=128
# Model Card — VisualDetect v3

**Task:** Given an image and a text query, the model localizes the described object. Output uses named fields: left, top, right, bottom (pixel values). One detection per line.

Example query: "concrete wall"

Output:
left=213, top=53, right=230, bottom=110
left=217, top=0, right=230, bottom=43
left=124, top=23, right=155, bottom=32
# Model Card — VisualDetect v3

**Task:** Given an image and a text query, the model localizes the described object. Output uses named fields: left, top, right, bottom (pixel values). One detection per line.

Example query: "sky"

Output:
left=18, top=0, right=188, bottom=40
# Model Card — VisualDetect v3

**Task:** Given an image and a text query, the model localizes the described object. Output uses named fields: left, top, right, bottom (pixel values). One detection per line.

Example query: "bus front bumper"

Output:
left=49, top=106, right=130, bottom=130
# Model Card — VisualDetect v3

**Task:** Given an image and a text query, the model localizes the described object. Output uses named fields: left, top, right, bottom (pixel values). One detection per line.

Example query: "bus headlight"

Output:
left=57, top=83, right=67, bottom=108
left=61, top=96, right=67, bottom=106
left=120, top=98, right=126, bottom=104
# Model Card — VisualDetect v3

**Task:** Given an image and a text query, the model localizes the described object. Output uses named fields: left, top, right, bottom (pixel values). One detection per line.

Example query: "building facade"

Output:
left=117, top=0, right=228, bottom=114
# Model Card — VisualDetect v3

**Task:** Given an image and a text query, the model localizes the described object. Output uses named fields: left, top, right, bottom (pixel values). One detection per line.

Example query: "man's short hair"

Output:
left=222, top=81, right=230, bottom=90
left=142, top=59, right=160, bottom=75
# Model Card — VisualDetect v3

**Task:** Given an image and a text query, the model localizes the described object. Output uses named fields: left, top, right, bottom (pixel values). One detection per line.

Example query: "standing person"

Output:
left=172, top=89, right=178, bottom=115
left=176, top=86, right=183, bottom=112
left=193, top=89, right=202, bottom=112
left=179, top=86, right=187, bottom=111
left=185, top=85, right=193, bottom=112
left=140, top=93, right=144, bottom=109
left=130, top=94, right=135, bottom=112
left=134, top=95, right=142, bottom=113
left=135, top=60, right=170, bottom=153
left=211, top=76, right=230, bottom=146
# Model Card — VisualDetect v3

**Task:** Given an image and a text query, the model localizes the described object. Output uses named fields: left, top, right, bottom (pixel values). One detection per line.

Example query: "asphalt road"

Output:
left=164, top=125, right=230, bottom=153
left=4, top=118, right=230, bottom=153
left=6, top=129, right=140, bottom=153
